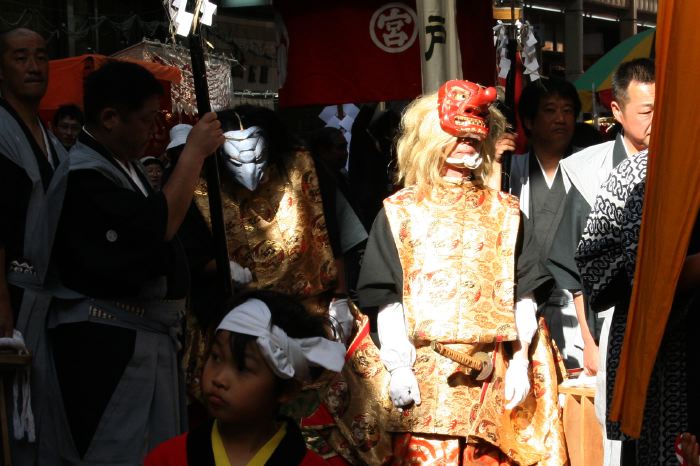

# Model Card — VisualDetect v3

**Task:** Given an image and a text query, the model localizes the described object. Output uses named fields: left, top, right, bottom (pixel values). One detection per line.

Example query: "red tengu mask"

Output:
left=437, top=80, right=497, bottom=139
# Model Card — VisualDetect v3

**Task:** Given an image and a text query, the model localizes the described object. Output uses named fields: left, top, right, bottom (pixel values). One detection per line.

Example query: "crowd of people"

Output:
left=0, top=25, right=698, bottom=466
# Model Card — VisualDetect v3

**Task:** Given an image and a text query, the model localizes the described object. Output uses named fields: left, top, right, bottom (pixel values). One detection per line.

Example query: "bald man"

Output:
left=0, top=27, right=68, bottom=332
left=0, top=27, right=69, bottom=459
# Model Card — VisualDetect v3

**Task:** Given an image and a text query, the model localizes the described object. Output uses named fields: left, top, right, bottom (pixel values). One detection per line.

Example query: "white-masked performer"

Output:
left=191, top=106, right=351, bottom=318
left=354, top=81, right=567, bottom=465
left=182, top=106, right=355, bottom=462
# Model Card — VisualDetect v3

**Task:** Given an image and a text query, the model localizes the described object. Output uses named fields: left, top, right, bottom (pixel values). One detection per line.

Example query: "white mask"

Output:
left=222, top=126, right=268, bottom=191
left=445, top=152, right=483, bottom=170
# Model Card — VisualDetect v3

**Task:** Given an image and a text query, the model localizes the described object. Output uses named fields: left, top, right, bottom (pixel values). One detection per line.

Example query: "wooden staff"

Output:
left=188, top=9, right=232, bottom=301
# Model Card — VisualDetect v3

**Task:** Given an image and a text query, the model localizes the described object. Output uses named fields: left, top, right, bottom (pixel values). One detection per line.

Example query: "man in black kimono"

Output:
left=508, top=78, right=583, bottom=369
left=44, top=61, right=225, bottom=465
left=0, top=27, right=67, bottom=336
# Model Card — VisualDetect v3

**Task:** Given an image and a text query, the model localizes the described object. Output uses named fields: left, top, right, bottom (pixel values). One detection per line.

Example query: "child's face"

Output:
left=201, top=330, right=279, bottom=424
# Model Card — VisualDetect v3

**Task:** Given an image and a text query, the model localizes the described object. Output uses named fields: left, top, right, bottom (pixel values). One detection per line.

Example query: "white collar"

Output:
left=38, top=120, right=53, bottom=168
left=114, top=158, right=149, bottom=196
left=534, top=156, right=559, bottom=189
left=83, top=128, right=149, bottom=196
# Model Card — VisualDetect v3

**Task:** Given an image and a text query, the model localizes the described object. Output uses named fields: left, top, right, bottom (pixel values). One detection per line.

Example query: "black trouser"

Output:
left=51, top=321, right=135, bottom=458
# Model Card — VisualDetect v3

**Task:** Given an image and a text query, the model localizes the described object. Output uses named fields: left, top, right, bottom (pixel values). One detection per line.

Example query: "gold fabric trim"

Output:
left=320, top=316, right=394, bottom=465
left=496, top=320, right=569, bottom=465
left=335, top=316, right=568, bottom=464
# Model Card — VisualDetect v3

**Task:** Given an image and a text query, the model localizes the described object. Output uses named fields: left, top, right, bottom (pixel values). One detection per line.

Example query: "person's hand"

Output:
left=494, top=132, right=517, bottom=163
left=229, top=260, right=252, bottom=285
left=583, top=342, right=599, bottom=376
left=388, top=366, right=421, bottom=408
left=504, top=358, right=530, bottom=410
left=678, top=433, right=700, bottom=466
left=186, top=112, right=225, bottom=160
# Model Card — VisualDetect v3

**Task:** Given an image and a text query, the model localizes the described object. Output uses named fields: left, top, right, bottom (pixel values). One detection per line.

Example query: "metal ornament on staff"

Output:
left=169, top=0, right=233, bottom=301
left=493, top=0, right=522, bottom=192
left=492, top=1, right=540, bottom=192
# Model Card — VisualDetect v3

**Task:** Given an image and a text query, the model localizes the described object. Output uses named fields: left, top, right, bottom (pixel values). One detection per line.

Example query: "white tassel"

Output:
left=519, top=21, right=541, bottom=82
left=0, top=331, right=35, bottom=442
left=12, top=367, right=34, bottom=442
left=493, top=20, right=541, bottom=83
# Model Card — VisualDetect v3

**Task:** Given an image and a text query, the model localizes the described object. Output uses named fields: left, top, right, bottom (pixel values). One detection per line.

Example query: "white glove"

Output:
left=504, top=358, right=530, bottom=410
left=377, top=302, right=419, bottom=408
left=388, top=366, right=421, bottom=408
left=230, top=260, right=252, bottom=285
left=328, top=298, right=353, bottom=344
left=514, top=295, right=538, bottom=345
left=377, top=302, right=416, bottom=372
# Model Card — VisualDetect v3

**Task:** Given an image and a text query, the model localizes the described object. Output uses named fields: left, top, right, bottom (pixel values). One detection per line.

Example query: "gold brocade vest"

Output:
left=193, top=151, right=337, bottom=310
left=374, top=184, right=522, bottom=440
left=383, top=183, right=520, bottom=345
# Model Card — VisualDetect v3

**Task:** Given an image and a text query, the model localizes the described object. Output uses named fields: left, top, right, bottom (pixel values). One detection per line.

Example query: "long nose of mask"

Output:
left=222, top=126, right=268, bottom=191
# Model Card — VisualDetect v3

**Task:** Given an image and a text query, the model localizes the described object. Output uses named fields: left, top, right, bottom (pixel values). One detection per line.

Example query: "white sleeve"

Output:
left=377, top=302, right=416, bottom=372
left=514, top=293, right=538, bottom=345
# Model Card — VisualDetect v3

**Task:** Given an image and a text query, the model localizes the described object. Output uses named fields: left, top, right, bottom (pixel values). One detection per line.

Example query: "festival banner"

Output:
left=276, top=0, right=495, bottom=107
left=416, top=0, right=462, bottom=94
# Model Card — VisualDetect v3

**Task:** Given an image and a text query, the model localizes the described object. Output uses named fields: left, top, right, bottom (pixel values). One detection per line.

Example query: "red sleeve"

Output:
left=143, top=433, right=189, bottom=466
left=323, top=453, right=352, bottom=466
left=302, top=449, right=351, bottom=466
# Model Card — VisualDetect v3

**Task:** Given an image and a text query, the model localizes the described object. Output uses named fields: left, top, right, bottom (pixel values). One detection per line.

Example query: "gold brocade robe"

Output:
left=193, top=150, right=337, bottom=310
left=332, top=183, right=567, bottom=465
left=185, top=151, right=338, bottom=400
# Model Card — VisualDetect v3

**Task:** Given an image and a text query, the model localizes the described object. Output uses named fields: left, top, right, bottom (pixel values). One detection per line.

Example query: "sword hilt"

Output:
left=430, top=341, right=494, bottom=381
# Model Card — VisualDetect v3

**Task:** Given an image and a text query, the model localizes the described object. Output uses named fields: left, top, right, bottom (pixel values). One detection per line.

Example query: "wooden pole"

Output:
left=189, top=29, right=232, bottom=302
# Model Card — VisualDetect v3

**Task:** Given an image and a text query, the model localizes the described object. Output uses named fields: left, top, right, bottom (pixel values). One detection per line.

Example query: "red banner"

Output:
left=456, top=0, right=497, bottom=89
left=277, top=0, right=495, bottom=107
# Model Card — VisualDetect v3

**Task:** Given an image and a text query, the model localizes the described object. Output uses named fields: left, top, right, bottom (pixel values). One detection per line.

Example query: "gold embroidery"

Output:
left=193, top=151, right=337, bottom=300
left=384, top=183, right=520, bottom=346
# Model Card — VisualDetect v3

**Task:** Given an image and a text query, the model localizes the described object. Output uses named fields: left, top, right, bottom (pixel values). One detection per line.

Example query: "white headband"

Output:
left=166, top=123, right=193, bottom=150
left=217, top=298, right=345, bottom=381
